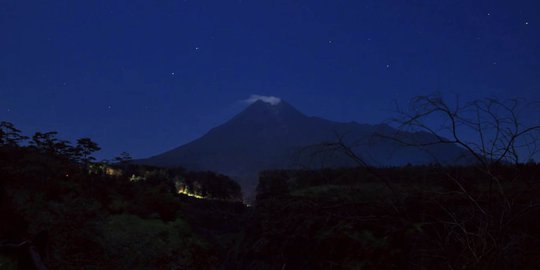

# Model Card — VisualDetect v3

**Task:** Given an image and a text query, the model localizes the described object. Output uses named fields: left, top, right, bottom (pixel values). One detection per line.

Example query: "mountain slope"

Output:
left=138, top=100, right=470, bottom=194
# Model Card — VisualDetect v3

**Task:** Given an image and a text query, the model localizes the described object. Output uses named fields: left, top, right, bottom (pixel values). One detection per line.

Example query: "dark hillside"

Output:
left=3, top=121, right=540, bottom=269
left=0, top=124, right=246, bottom=269
left=229, top=166, right=540, bottom=270
left=139, top=100, right=471, bottom=196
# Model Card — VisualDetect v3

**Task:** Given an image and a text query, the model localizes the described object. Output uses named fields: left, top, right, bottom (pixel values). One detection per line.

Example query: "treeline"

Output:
left=120, top=165, right=243, bottom=201
left=230, top=165, right=540, bottom=270
left=0, top=121, right=243, bottom=269
left=0, top=121, right=242, bottom=201
left=257, top=164, right=540, bottom=197
left=0, top=121, right=100, bottom=164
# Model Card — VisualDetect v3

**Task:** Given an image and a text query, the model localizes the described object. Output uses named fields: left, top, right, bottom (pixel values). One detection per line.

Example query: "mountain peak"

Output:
left=251, top=99, right=279, bottom=107
left=245, top=95, right=282, bottom=106
left=140, top=99, right=471, bottom=196
left=248, top=98, right=290, bottom=110
left=236, top=98, right=306, bottom=123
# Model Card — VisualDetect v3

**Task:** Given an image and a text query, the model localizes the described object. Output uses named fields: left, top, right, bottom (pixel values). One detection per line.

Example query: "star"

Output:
left=525, top=21, right=529, bottom=25
left=386, top=64, right=391, bottom=68
left=107, top=105, right=112, bottom=109
left=328, top=40, right=333, bottom=44
left=195, top=47, right=200, bottom=51
left=487, top=12, right=491, bottom=16
left=171, top=72, right=175, bottom=76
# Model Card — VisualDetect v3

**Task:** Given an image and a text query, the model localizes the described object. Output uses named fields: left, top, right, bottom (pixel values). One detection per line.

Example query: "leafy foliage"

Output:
left=0, top=121, right=27, bottom=147
left=4, top=120, right=540, bottom=269
left=0, top=122, right=236, bottom=269
left=99, top=214, right=214, bottom=269
left=230, top=165, right=540, bottom=270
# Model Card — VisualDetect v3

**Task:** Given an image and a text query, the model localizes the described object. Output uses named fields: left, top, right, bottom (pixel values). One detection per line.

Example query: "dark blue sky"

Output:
left=1, top=0, right=539, bottom=159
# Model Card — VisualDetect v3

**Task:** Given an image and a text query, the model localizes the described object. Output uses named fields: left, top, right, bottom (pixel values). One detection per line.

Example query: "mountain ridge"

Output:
left=137, top=99, right=470, bottom=195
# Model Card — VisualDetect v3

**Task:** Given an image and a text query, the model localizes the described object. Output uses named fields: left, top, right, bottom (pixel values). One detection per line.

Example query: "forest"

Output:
left=0, top=121, right=244, bottom=269
left=2, top=118, right=540, bottom=269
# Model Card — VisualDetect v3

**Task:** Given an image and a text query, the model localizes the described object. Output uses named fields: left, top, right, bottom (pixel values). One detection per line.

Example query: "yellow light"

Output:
left=177, top=189, right=204, bottom=199
left=105, top=167, right=122, bottom=176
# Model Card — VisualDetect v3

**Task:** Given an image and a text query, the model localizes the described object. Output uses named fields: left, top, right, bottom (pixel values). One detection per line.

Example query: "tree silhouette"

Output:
left=390, top=95, right=540, bottom=166
left=385, top=95, right=540, bottom=268
left=30, top=131, right=72, bottom=156
left=74, top=138, right=101, bottom=164
left=0, top=121, right=28, bottom=147
left=113, top=152, right=132, bottom=164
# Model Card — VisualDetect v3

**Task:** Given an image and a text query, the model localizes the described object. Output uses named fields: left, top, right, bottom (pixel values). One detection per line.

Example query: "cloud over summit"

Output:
left=245, top=95, right=282, bottom=106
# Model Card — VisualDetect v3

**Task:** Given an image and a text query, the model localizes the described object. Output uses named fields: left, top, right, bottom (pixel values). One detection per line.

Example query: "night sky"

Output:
left=1, top=0, right=539, bottom=160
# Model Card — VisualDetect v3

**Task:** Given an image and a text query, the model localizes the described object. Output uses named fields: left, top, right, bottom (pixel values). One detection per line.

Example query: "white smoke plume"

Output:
left=244, top=95, right=282, bottom=106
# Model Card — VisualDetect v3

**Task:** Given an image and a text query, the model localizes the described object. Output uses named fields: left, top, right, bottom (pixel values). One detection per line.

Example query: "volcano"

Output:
left=138, top=99, right=470, bottom=195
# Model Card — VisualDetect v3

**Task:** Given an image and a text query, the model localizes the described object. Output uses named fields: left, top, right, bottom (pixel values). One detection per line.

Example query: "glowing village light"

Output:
left=177, top=186, right=205, bottom=199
